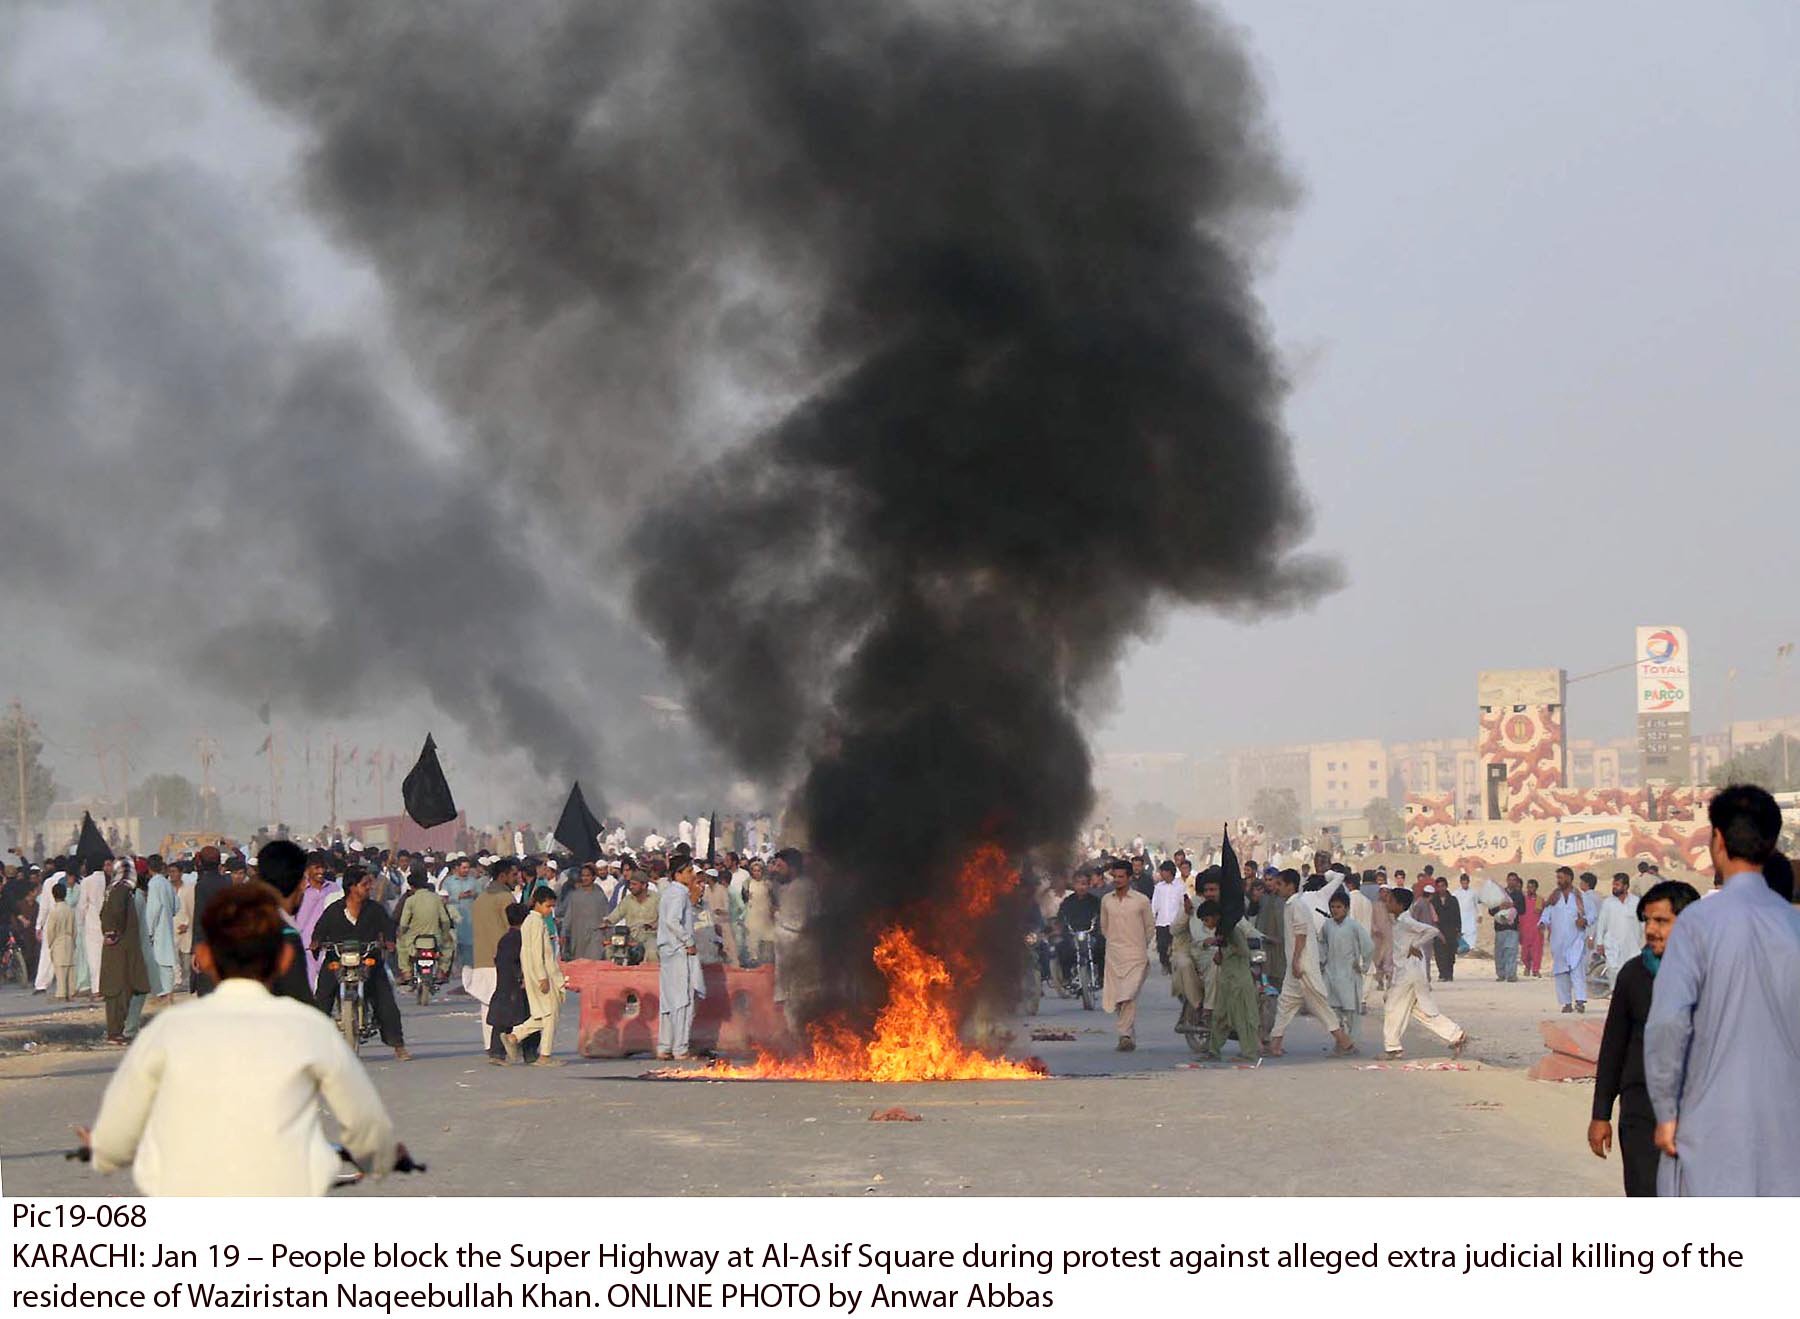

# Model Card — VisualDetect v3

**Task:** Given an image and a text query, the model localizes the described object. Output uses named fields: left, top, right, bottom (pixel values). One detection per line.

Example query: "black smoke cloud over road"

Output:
left=0, top=7, right=684, bottom=795
left=212, top=1, right=1338, bottom=1016
left=0, top=157, right=613, bottom=783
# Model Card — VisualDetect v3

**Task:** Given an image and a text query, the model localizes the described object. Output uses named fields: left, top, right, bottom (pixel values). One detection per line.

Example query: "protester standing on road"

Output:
left=1492, top=873, right=1524, bottom=982
left=1429, top=880, right=1461, bottom=981
left=99, top=863, right=150, bottom=1044
left=1318, top=890, right=1371, bottom=1045
left=441, top=856, right=482, bottom=972
left=1520, top=878, right=1545, bottom=977
left=142, top=860, right=176, bottom=1005
left=1589, top=879, right=1699, bottom=1197
left=657, top=856, right=705, bottom=1060
left=1150, top=860, right=1183, bottom=974
left=1540, top=866, right=1592, bottom=1012
left=43, top=880, right=75, bottom=1000
left=187, top=847, right=231, bottom=996
left=1593, top=872, right=1642, bottom=993
left=77, top=862, right=107, bottom=1001
left=171, top=862, right=194, bottom=992
left=1645, top=785, right=1800, bottom=1195
left=558, top=863, right=612, bottom=961
left=466, top=857, right=516, bottom=1051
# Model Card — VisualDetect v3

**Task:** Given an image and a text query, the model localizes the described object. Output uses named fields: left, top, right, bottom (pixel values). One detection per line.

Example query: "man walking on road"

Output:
left=1267, top=869, right=1357, bottom=1058
left=1099, top=857, right=1154, bottom=1051
left=1589, top=878, right=1699, bottom=1197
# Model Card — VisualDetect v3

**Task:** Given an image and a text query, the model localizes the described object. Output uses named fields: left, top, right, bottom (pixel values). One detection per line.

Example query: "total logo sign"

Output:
left=1636, top=625, right=1690, bottom=713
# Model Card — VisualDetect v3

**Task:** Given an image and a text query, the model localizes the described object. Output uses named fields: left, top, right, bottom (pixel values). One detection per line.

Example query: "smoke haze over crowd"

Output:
left=4, top=1, right=1793, bottom=843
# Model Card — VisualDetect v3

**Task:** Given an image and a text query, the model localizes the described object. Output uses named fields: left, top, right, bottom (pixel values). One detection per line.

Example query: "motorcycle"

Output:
left=1068, top=922, right=1099, bottom=1012
left=606, top=922, right=645, bottom=966
left=409, top=934, right=442, bottom=1006
left=1, top=931, right=30, bottom=988
left=320, top=940, right=382, bottom=1055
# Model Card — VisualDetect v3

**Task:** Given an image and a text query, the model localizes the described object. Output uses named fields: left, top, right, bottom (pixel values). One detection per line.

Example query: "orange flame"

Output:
left=706, top=843, right=1045, bottom=1081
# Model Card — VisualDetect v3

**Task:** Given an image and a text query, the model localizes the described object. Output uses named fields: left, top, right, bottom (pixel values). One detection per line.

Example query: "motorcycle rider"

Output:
left=309, top=865, right=411, bottom=1061
left=1054, top=870, right=1104, bottom=988
left=395, top=869, right=453, bottom=987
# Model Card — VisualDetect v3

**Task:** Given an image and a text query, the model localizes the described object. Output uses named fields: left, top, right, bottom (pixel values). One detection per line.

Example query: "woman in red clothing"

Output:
left=1518, top=878, right=1545, bottom=977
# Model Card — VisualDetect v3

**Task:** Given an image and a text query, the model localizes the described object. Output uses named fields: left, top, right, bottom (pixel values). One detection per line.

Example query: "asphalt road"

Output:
left=0, top=968, right=1618, bottom=1197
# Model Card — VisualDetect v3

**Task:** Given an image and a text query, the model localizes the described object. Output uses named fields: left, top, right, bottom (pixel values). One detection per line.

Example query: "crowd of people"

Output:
left=4, top=785, right=1796, bottom=1198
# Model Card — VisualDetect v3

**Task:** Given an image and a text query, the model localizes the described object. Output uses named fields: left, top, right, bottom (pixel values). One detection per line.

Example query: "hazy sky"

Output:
left=1100, top=0, right=1800, bottom=754
left=4, top=3, right=1797, bottom=817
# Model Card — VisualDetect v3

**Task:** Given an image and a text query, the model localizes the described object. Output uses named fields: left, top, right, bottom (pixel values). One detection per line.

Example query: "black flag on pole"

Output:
left=554, top=782, right=605, bottom=865
left=401, top=734, right=458, bottom=828
left=1217, top=823, right=1246, bottom=944
left=705, top=811, right=717, bottom=867
left=75, top=811, right=114, bottom=873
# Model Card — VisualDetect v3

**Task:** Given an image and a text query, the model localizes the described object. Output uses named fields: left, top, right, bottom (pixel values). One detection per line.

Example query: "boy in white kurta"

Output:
left=1268, top=871, right=1356, bottom=1057
left=1381, top=887, right=1467, bottom=1059
left=515, top=888, right=567, bottom=1065
left=1318, top=892, right=1372, bottom=1040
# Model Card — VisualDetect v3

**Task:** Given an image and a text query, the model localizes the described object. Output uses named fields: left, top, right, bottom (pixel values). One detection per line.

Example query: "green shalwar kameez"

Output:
left=1205, top=923, right=1261, bottom=1061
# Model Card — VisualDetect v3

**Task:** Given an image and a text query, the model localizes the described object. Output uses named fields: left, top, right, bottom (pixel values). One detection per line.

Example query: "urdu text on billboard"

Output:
left=1635, top=626, right=1690, bottom=714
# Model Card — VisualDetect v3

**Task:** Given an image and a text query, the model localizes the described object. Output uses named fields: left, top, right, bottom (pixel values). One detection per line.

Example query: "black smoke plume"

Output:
left=211, top=1, right=1338, bottom=1024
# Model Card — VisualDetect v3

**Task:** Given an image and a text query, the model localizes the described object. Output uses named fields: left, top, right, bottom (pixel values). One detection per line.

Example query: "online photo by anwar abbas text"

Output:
left=2, top=1199, right=1768, bottom=1316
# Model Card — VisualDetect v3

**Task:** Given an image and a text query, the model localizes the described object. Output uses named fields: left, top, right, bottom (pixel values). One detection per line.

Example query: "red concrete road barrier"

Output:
left=562, top=960, right=794, bottom=1058
left=1528, top=1018, right=1605, bottom=1081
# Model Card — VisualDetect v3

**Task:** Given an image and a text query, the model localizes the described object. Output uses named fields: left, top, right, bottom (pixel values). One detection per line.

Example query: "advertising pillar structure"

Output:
left=1476, top=668, right=1567, bottom=823
left=1635, top=626, right=1691, bottom=785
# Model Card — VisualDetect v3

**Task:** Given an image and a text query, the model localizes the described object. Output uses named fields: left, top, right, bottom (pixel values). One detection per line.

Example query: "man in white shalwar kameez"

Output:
left=32, top=873, right=63, bottom=992
left=77, top=864, right=109, bottom=1001
left=656, top=856, right=706, bottom=1060
left=1268, top=870, right=1356, bottom=1057
left=1454, top=875, right=1478, bottom=954
left=1593, top=873, right=1642, bottom=992
left=1381, top=886, right=1467, bottom=1058
left=142, top=864, right=177, bottom=1002
left=1539, top=866, right=1594, bottom=1012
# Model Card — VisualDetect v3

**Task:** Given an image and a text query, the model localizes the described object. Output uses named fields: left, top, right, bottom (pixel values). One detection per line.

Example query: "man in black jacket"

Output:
left=1054, top=871, right=1104, bottom=987
left=1428, top=881, right=1461, bottom=982
left=311, top=866, right=411, bottom=1060
left=1588, top=879, right=1700, bottom=1196
left=187, top=847, right=232, bottom=995
left=256, top=840, right=323, bottom=1010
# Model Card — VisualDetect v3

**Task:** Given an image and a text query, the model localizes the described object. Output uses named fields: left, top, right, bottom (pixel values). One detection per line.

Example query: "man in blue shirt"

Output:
left=1644, top=784, right=1800, bottom=1195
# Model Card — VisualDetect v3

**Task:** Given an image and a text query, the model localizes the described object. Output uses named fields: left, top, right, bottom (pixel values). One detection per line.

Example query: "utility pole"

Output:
left=327, top=735, right=340, bottom=837
left=1780, top=643, right=1795, bottom=788
left=194, top=734, right=219, bottom=830
left=8, top=699, right=29, bottom=847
